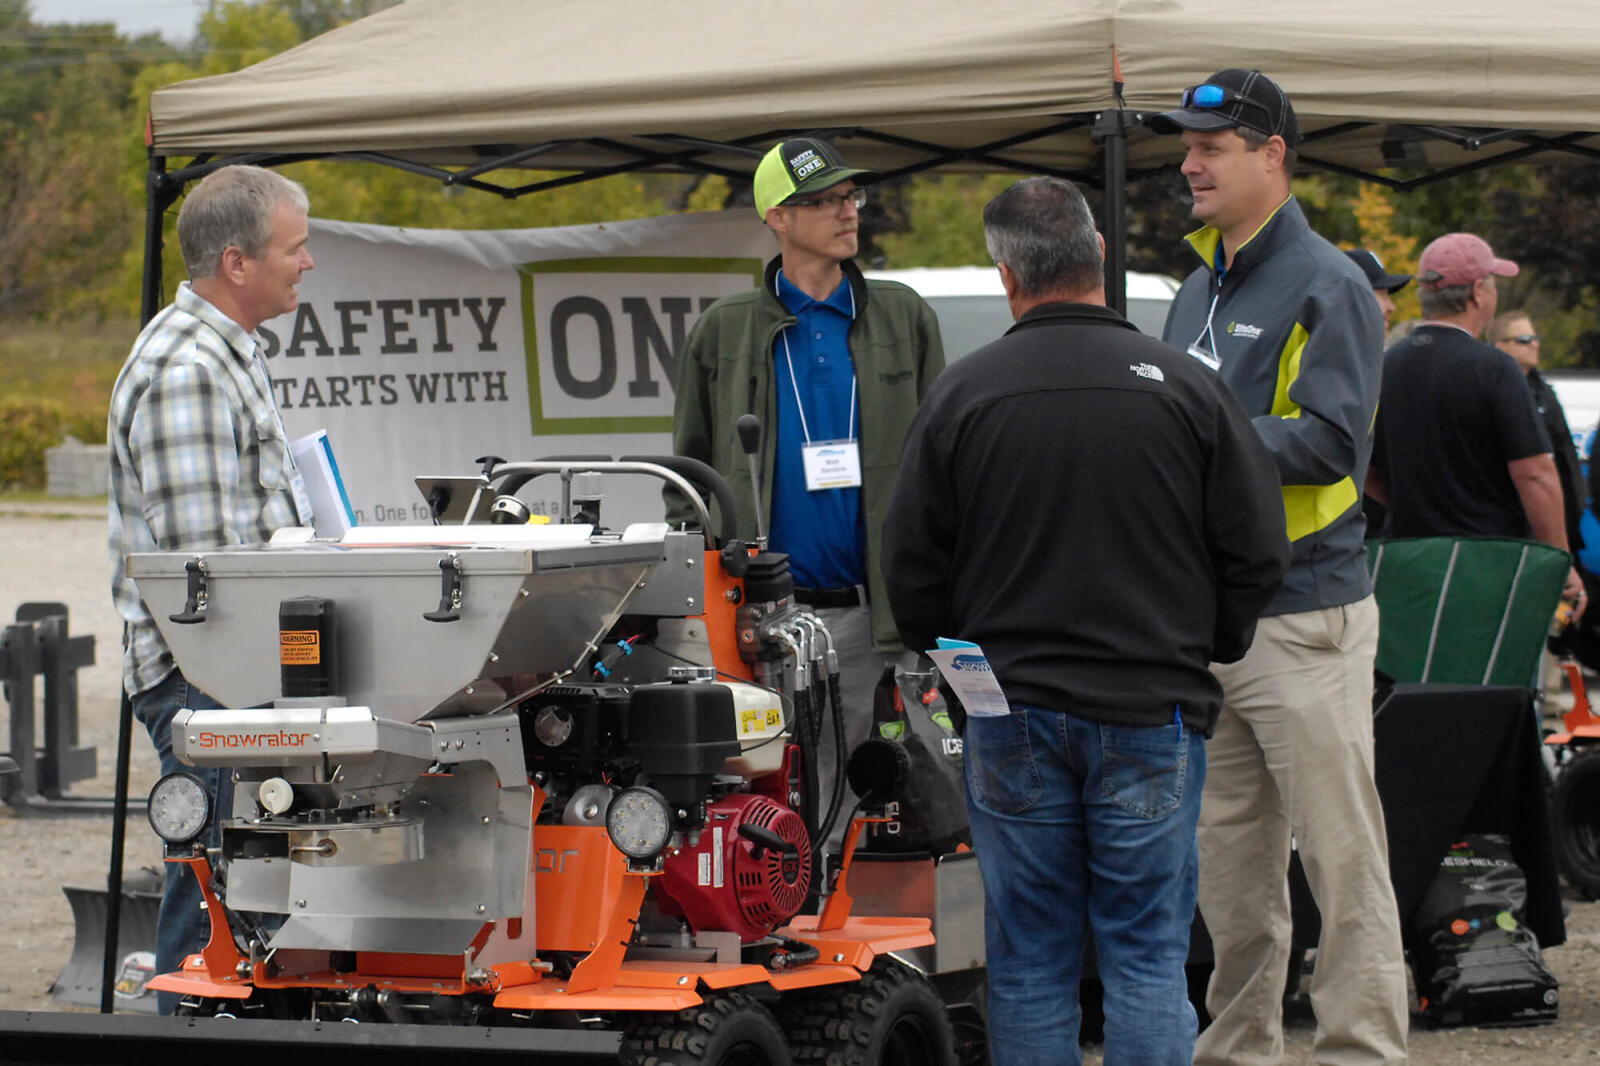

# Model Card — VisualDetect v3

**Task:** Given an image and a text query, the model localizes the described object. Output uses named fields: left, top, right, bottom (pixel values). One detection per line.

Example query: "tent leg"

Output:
left=1094, top=110, right=1129, bottom=318
left=140, top=155, right=180, bottom=325
left=99, top=688, right=137, bottom=1013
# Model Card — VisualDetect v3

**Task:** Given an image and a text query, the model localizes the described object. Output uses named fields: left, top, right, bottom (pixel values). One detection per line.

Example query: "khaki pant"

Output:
left=1195, top=597, right=1408, bottom=1066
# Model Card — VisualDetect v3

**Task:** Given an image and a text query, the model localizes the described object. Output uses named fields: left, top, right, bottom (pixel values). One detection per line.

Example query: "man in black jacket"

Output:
left=882, top=177, right=1289, bottom=1066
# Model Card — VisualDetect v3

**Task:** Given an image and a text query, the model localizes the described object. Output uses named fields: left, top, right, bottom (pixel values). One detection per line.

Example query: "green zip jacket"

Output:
left=671, top=254, right=945, bottom=651
left=1162, top=197, right=1384, bottom=616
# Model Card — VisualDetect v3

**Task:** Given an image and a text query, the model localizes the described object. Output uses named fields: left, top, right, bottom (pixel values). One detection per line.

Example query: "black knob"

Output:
left=735, top=415, right=761, bottom=457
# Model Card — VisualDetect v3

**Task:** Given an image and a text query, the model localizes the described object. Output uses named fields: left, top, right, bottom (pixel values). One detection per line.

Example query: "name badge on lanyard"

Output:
left=802, top=439, right=862, bottom=490
left=783, top=329, right=862, bottom=492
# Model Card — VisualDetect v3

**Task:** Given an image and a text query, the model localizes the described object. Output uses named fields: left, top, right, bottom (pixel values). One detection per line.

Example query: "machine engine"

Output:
left=657, top=792, right=812, bottom=941
left=518, top=678, right=813, bottom=941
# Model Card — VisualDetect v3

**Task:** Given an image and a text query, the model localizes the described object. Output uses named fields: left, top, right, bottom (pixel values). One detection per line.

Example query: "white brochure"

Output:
left=926, top=638, right=1011, bottom=718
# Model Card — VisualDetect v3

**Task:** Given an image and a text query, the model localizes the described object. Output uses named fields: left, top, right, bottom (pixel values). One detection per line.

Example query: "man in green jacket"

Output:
left=671, top=138, right=944, bottom=840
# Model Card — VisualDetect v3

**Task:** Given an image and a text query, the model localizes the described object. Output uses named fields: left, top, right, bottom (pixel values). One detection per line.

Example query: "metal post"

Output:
left=140, top=154, right=170, bottom=325
left=1094, top=109, right=1130, bottom=318
left=2, top=621, right=40, bottom=804
left=100, top=688, right=135, bottom=1014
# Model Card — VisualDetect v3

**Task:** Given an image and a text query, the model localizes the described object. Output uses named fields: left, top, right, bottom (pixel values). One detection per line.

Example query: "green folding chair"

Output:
left=1367, top=537, right=1570, bottom=686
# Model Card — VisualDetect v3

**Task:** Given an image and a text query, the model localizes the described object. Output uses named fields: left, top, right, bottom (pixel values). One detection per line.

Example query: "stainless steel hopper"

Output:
left=127, top=525, right=665, bottom=722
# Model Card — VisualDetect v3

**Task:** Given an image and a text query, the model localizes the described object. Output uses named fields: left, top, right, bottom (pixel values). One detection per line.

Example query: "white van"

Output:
left=866, top=266, right=1182, bottom=360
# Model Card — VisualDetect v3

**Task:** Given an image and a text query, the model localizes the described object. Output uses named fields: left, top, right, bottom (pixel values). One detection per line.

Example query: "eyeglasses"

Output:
left=790, top=187, right=866, bottom=213
left=1181, top=83, right=1274, bottom=122
left=1500, top=334, right=1540, bottom=344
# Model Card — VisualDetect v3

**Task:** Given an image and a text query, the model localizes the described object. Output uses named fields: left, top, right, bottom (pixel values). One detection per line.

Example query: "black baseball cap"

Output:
left=1148, top=68, right=1301, bottom=149
left=1345, top=249, right=1412, bottom=293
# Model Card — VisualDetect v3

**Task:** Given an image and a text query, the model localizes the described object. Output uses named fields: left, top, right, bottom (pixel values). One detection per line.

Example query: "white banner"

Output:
left=261, top=211, right=773, bottom=527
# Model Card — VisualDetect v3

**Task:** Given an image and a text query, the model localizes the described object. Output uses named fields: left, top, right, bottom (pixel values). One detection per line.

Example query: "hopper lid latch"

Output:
left=423, top=552, right=463, bottom=623
left=169, top=557, right=209, bottom=625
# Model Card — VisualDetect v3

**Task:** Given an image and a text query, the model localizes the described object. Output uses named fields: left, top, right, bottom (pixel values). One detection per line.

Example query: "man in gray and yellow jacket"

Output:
left=671, top=139, right=944, bottom=849
left=1154, top=70, right=1407, bottom=1066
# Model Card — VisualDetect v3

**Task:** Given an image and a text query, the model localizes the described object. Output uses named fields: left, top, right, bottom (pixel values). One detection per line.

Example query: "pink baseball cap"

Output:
left=1416, top=233, right=1519, bottom=290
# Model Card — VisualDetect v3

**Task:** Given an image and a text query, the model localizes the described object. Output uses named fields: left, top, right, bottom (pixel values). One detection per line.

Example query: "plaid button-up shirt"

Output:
left=109, top=282, right=307, bottom=696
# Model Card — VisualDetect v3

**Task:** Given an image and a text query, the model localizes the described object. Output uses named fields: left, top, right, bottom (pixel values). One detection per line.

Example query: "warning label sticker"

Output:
left=280, top=630, right=321, bottom=665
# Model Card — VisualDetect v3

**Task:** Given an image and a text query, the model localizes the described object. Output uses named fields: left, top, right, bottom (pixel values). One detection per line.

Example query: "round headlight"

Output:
left=605, top=786, right=673, bottom=860
left=148, top=772, right=212, bottom=845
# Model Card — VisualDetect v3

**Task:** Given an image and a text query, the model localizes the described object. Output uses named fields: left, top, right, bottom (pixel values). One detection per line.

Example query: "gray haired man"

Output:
left=109, top=164, right=315, bottom=1012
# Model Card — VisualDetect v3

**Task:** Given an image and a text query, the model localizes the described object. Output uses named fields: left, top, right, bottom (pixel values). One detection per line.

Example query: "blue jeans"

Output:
left=964, top=705, right=1205, bottom=1066
left=132, top=670, right=232, bottom=1015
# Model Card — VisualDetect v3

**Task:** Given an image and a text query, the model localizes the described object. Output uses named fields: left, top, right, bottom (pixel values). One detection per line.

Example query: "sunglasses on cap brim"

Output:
left=1181, top=83, right=1277, bottom=124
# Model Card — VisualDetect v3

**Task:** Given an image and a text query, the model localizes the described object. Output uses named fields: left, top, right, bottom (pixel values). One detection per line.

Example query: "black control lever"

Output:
left=169, top=558, right=209, bottom=625
left=735, top=414, right=766, bottom=548
left=423, top=553, right=462, bottom=623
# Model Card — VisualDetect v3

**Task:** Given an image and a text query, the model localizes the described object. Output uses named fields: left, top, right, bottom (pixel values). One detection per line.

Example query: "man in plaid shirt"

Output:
left=108, top=165, right=315, bottom=1012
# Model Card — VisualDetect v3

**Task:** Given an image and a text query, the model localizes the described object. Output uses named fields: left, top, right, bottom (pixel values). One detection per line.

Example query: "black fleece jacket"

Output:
left=882, top=302, right=1290, bottom=735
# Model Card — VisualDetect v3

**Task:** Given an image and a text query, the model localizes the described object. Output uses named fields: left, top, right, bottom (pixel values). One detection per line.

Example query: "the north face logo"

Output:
left=1130, top=363, right=1165, bottom=381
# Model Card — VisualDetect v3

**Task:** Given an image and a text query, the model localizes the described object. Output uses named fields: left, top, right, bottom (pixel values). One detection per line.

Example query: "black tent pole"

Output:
left=140, top=154, right=170, bottom=322
left=102, top=151, right=176, bottom=1013
left=98, top=688, right=134, bottom=1013
left=1096, top=107, right=1129, bottom=318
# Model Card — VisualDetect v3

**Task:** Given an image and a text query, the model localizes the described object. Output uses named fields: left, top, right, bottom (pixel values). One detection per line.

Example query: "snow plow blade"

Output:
left=0, top=1010, right=627, bottom=1065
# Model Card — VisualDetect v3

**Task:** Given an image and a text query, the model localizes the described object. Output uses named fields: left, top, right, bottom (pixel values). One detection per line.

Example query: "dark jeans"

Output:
left=964, top=705, right=1205, bottom=1066
left=132, top=670, right=231, bottom=1015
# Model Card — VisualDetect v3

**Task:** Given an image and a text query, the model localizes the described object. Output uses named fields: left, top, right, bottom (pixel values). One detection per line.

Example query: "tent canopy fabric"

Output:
left=148, top=0, right=1600, bottom=186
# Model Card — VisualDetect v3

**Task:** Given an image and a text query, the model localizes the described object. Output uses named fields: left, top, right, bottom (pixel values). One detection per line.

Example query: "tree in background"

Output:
left=1350, top=183, right=1421, bottom=326
left=1490, top=165, right=1600, bottom=366
left=0, top=6, right=166, bottom=319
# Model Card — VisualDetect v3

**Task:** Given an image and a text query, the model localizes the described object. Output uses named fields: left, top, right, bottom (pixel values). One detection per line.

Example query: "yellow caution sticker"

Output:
left=280, top=630, right=321, bottom=665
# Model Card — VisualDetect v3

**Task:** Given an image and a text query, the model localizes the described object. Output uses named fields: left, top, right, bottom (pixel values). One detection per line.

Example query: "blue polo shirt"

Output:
left=768, top=270, right=866, bottom=589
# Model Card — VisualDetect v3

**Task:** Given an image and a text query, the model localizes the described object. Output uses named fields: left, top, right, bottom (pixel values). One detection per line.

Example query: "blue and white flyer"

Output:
left=926, top=638, right=1011, bottom=718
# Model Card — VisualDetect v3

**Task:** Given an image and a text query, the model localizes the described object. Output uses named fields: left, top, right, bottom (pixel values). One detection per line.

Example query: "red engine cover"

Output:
left=656, top=793, right=812, bottom=941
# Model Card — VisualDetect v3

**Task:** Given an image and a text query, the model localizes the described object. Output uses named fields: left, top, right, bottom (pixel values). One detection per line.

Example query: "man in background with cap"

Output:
left=1152, top=69, right=1409, bottom=1065
left=671, top=139, right=944, bottom=846
left=1346, top=248, right=1412, bottom=327
left=1369, top=235, right=1584, bottom=610
left=1346, top=248, right=1412, bottom=538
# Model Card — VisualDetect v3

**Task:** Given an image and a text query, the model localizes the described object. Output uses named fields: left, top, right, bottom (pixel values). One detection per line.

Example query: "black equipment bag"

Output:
left=1411, top=834, right=1559, bottom=1028
left=859, top=664, right=971, bottom=856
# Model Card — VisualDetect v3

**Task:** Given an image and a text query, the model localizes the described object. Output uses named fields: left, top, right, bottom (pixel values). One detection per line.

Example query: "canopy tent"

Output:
left=139, top=0, right=1600, bottom=318
left=148, top=0, right=1600, bottom=183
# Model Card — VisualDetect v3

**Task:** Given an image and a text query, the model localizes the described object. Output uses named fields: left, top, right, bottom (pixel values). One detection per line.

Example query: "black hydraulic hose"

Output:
left=816, top=671, right=849, bottom=847
left=793, top=686, right=820, bottom=847
left=763, top=934, right=822, bottom=971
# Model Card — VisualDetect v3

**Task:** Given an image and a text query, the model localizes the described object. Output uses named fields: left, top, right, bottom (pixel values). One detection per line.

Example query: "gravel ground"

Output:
left=2, top=504, right=1599, bottom=1063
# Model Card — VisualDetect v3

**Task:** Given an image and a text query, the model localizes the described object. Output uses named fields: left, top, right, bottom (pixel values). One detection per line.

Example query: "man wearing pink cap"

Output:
left=1368, top=233, right=1585, bottom=611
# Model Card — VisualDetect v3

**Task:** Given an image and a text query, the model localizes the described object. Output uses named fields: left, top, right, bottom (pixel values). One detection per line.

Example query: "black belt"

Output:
left=793, top=585, right=864, bottom=609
